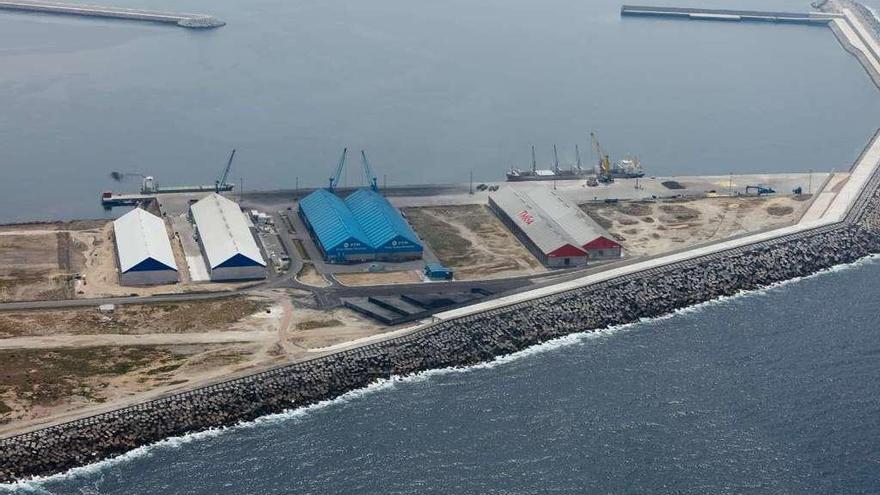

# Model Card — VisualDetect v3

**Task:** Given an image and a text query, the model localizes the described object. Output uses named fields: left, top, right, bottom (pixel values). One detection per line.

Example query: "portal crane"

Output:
left=328, top=148, right=348, bottom=191
left=575, top=145, right=582, bottom=172
left=216, top=149, right=236, bottom=193
left=531, top=145, right=537, bottom=174
left=360, top=150, right=379, bottom=191
left=591, top=131, right=613, bottom=183
left=553, top=144, right=560, bottom=173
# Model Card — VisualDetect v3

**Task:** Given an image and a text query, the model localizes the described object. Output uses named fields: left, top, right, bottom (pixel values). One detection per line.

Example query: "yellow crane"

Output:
left=590, top=131, right=613, bottom=183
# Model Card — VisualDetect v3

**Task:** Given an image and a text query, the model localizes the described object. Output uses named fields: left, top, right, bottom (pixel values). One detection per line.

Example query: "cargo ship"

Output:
left=506, top=143, right=645, bottom=182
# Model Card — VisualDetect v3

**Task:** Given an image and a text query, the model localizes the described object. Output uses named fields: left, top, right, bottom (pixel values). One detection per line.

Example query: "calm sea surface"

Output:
left=1, top=0, right=880, bottom=221
left=1, top=1, right=879, bottom=493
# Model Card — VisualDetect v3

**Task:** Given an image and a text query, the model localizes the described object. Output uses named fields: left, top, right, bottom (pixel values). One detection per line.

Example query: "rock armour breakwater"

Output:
left=2, top=169, right=880, bottom=482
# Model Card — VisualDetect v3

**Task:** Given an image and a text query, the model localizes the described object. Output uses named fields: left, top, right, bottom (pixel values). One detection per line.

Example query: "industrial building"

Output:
left=190, top=193, right=267, bottom=281
left=113, top=207, right=178, bottom=286
left=299, top=188, right=423, bottom=263
left=488, top=186, right=622, bottom=268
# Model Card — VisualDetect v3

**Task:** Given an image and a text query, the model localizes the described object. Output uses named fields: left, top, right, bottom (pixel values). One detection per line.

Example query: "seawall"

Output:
left=620, top=5, right=838, bottom=24
left=2, top=162, right=880, bottom=482
left=0, top=0, right=224, bottom=28
left=4, top=2, right=880, bottom=483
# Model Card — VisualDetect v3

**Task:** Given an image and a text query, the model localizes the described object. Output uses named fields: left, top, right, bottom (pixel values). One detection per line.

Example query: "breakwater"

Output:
left=2, top=160, right=880, bottom=483
left=620, top=5, right=838, bottom=24
left=0, top=0, right=224, bottom=28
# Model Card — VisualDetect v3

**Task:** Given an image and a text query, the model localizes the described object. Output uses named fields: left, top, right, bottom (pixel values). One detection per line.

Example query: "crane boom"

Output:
left=590, top=131, right=613, bottom=183
left=531, top=145, right=537, bottom=173
left=360, top=150, right=379, bottom=191
left=553, top=144, right=560, bottom=173
left=216, top=149, right=235, bottom=192
left=329, top=148, right=348, bottom=191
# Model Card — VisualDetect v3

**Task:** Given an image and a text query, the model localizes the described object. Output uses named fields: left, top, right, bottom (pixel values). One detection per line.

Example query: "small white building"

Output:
left=113, top=208, right=178, bottom=286
left=190, top=194, right=267, bottom=281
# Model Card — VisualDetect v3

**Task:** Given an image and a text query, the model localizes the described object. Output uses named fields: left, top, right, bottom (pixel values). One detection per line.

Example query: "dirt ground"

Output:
left=581, top=196, right=810, bottom=256
left=403, top=205, right=545, bottom=279
left=296, top=264, right=330, bottom=287
left=0, top=222, right=102, bottom=302
left=0, top=289, right=387, bottom=433
left=0, top=297, right=267, bottom=338
left=334, top=270, right=422, bottom=286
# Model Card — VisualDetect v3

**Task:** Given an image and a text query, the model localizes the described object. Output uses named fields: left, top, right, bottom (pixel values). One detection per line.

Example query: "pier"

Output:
left=620, top=5, right=839, bottom=25
left=0, top=0, right=224, bottom=28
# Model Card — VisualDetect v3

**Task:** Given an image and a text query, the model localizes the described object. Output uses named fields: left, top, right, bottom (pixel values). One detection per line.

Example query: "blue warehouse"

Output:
left=299, top=188, right=423, bottom=263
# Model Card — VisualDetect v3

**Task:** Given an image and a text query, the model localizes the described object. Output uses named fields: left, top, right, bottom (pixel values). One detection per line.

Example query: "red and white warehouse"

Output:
left=488, top=186, right=622, bottom=268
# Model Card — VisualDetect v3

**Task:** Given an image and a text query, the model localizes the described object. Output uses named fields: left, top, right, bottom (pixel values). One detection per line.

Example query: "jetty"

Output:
left=620, top=5, right=839, bottom=24
left=0, top=0, right=224, bottom=28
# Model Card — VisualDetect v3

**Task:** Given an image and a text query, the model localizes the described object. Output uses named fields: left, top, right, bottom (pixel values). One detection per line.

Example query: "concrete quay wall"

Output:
left=620, top=5, right=837, bottom=24
left=0, top=0, right=224, bottom=28
left=2, top=173, right=880, bottom=482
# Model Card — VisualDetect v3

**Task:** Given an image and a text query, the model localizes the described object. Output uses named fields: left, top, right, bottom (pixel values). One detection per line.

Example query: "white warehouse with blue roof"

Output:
left=298, top=150, right=423, bottom=263
left=113, top=207, right=178, bottom=286
left=190, top=193, right=267, bottom=281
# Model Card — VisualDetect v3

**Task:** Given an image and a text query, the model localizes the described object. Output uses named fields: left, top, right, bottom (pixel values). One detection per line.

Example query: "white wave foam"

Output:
left=4, top=253, right=878, bottom=492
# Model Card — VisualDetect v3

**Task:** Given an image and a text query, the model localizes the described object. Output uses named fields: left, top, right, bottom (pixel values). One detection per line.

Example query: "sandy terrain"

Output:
left=0, top=289, right=386, bottom=434
left=0, top=222, right=102, bottom=302
left=403, top=205, right=545, bottom=279
left=296, top=264, right=330, bottom=287
left=334, top=270, right=423, bottom=286
left=581, top=196, right=810, bottom=256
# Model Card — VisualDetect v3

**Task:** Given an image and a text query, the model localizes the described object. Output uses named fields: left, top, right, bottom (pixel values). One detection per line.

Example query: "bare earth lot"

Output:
left=581, top=196, right=810, bottom=256
left=403, top=205, right=544, bottom=279
left=0, top=290, right=385, bottom=434
left=0, top=221, right=103, bottom=302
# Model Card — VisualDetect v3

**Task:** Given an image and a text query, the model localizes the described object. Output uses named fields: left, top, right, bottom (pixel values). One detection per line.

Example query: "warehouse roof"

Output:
left=344, top=189, right=422, bottom=249
left=521, top=187, right=619, bottom=250
left=113, top=208, right=177, bottom=273
left=490, top=187, right=619, bottom=257
left=299, top=189, right=372, bottom=252
left=190, top=194, right=266, bottom=269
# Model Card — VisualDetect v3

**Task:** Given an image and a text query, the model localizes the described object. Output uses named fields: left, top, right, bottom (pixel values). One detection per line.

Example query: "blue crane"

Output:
left=360, top=150, right=379, bottom=191
left=328, top=148, right=348, bottom=191
left=216, top=149, right=235, bottom=193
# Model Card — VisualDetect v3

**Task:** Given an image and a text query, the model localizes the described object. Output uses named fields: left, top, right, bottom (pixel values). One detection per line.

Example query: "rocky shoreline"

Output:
left=0, top=170, right=879, bottom=482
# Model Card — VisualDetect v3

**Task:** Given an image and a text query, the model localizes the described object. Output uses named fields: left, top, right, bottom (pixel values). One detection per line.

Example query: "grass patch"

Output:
left=403, top=207, right=473, bottom=255
left=296, top=319, right=343, bottom=330
left=766, top=205, right=794, bottom=216
left=659, top=204, right=701, bottom=222
left=0, top=347, right=173, bottom=407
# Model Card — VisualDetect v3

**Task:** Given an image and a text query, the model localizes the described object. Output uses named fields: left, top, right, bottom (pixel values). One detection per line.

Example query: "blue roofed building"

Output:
left=344, top=189, right=423, bottom=259
left=298, top=189, right=375, bottom=263
left=298, top=188, right=423, bottom=263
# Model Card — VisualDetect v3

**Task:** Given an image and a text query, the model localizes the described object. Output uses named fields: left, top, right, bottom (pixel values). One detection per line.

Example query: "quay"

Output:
left=0, top=0, right=224, bottom=28
left=620, top=5, right=839, bottom=24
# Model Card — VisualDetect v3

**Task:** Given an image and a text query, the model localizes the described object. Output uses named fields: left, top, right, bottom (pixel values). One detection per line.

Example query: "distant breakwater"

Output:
left=2, top=166, right=880, bottom=482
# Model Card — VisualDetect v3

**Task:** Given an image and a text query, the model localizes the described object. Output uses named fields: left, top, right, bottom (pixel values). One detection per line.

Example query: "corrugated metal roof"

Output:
left=190, top=194, right=266, bottom=269
left=490, top=186, right=614, bottom=256
left=521, top=187, right=617, bottom=249
left=113, top=208, right=177, bottom=273
left=299, top=189, right=372, bottom=253
left=344, top=189, right=422, bottom=250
